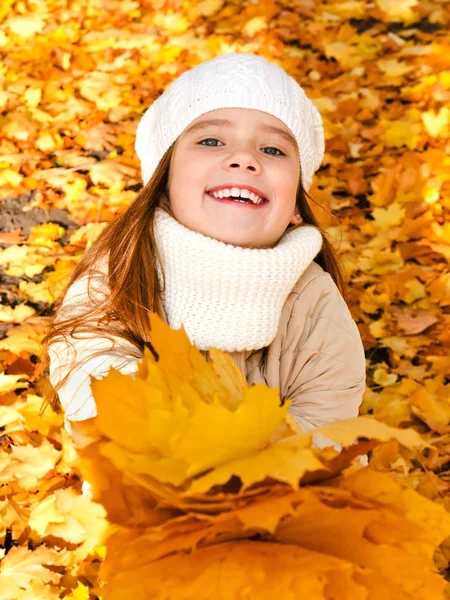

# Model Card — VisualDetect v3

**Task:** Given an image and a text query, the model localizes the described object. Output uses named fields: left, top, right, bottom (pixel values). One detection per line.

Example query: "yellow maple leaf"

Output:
left=65, top=582, right=90, bottom=600
left=68, top=314, right=435, bottom=599
left=409, top=385, right=450, bottom=432
left=375, top=0, right=418, bottom=20
left=152, top=12, right=190, bottom=34
left=18, top=394, right=63, bottom=437
left=0, top=304, right=36, bottom=324
left=360, top=386, right=415, bottom=428
left=19, top=280, right=56, bottom=305
left=275, top=472, right=450, bottom=598
left=373, top=365, right=398, bottom=387
left=381, top=119, right=422, bottom=150
left=4, top=579, right=62, bottom=600
left=28, top=488, right=108, bottom=560
left=184, top=439, right=325, bottom=494
left=0, top=497, right=29, bottom=542
left=372, top=202, right=406, bottom=229
left=378, top=59, right=415, bottom=77
left=368, top=316, right=390, bottom=339
left=0, top=373, right=29, bottom=395
left=422, top=107, right=450, bottom=137
left=86, top=326, right=288, bottom=485
left=323, top=1, right=366, bottom=18
left=324, top=42, right=363, bottom=69
left=35, top=131, right=64, bottom=153
left=402, top=278, right=427, bottom=303
left=337, top=468, right=450, bottom=550
left=242, top=16, right=267, bottom=37
left=102, top=540, right=371, bottom=600
left=7, top=15, right=47, bottom=37
left=359, top=284, right=390, bottom=313
left=429, top=273, right=450, bottom=306
left=98, top=468, right=450, bottom=597
left=188, top=0, right=223, bottom=18
left=1, top=438, right=60, bottom=491
left=0, top=318, right=47, bottom=356
left=28, top=223, right=66, bottom=248
left=0, top=245, right=48, bottom=278
left=0, top=168, right=23, bottom=187
left=74, top=316, right=425, bottom=497
left=0, top=0, right=15, bottom=22
left=0, top=546, right=61, bottom=599
left=72, top=318, right=426, bottom=518
left=358, top=248, right=404, bottom=275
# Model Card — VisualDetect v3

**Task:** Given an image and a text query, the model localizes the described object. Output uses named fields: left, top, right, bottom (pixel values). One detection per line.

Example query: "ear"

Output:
left=290, top=212, right=303, bottom=226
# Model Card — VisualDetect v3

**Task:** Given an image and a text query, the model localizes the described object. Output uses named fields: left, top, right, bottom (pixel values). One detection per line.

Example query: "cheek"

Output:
left=173, top=154, right=207, bottom=189
left=168, top=160, right=206, bottom=214
left=274, top=170, right=298, bottom=203
left=272, top=159, right=299, bottom=187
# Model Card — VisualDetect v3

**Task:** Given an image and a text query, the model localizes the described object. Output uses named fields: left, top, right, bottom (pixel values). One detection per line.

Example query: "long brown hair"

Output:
left=40, top=142, right=346, bottom=412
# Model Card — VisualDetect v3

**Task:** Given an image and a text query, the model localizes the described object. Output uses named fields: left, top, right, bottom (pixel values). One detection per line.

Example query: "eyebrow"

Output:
left=184, top=118, right=298, bottom=149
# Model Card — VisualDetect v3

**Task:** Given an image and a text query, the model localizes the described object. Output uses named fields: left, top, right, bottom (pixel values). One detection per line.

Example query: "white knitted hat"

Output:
left=135, top=53, right=325, bottom=192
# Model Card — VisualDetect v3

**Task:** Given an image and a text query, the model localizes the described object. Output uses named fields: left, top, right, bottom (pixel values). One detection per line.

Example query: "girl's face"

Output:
left=166, top=108, right=302, bottom=248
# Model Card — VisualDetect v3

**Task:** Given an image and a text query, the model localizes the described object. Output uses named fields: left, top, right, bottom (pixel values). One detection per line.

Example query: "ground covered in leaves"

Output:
left=0, top=0, right=449, bottom=598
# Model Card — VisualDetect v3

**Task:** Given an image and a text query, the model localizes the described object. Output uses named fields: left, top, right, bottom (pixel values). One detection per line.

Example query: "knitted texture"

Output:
left=135, top=53, right=325, bottom=192
left=153, top=208, right=323, bottom=352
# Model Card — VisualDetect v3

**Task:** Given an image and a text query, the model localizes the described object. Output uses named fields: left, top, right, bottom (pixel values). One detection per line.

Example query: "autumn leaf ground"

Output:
left=0, top=0, right=449, bottom=598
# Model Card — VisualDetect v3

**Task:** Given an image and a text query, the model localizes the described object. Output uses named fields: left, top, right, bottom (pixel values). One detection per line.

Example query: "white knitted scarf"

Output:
left=153, top=208, right=323, bottom=352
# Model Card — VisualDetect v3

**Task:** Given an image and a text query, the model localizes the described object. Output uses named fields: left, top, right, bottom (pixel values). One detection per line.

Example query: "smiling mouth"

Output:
left=205, top=191, right=269, bottom=207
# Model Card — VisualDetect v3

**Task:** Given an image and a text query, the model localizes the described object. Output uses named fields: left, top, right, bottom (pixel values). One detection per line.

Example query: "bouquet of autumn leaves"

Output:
left=70, top=315, right=450, bottom=600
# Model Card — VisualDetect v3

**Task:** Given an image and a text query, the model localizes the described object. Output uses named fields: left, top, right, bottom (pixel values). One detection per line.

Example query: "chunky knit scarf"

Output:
left=153, top=208, right=323, bottom=352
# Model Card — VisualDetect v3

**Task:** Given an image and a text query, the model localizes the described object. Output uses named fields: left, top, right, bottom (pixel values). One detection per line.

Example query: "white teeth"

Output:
left=209, top=188, right=265, bottom=204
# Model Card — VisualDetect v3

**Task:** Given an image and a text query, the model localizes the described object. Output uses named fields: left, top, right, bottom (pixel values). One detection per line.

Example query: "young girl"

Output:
left=44, top=53, right=366, bottom=442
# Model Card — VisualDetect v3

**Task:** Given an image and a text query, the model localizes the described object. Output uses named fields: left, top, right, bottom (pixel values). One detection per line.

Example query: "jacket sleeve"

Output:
left=48, top=269, right=141, bottom=436
left=283, top=273, right=367, bottom=433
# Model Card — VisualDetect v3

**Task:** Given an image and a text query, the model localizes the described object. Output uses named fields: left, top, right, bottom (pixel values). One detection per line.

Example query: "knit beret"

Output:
left=135, top=52, right=325, bottom=192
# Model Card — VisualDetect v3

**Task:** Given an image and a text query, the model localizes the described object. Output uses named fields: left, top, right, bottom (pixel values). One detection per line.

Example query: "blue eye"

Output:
left=200, top=138, right=221, bottom=146
left=263, top=147, right=284, bottom=156
left=199, top=139, right=285, bottom=156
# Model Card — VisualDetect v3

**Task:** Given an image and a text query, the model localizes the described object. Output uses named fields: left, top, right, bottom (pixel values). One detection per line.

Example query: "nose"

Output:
left=223, top=148, right=262, bottom=173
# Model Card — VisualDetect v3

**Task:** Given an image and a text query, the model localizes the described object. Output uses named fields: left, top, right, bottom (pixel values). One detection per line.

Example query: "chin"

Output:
left=195, top=222, right=269, bottom=248
left=216, top=233, right=267, bottom=249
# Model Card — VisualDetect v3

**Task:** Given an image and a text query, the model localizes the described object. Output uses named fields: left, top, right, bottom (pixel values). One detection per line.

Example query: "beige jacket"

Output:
left=227, top=261, right=366, bottom=431
left=49, top=261, right=366, bottom=435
